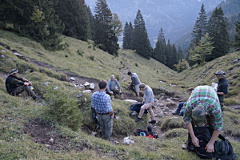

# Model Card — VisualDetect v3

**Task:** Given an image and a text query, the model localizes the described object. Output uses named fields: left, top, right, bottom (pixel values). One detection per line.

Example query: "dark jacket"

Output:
left=217, top=78, right=228, bottom=95
left=5, top=75, right=24, bottom=94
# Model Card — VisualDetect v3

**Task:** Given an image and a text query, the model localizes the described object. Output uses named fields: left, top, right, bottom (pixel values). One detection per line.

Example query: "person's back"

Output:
left=5, top=75, right=22, bottom=94
left=131, top=73, right=141, bottom=85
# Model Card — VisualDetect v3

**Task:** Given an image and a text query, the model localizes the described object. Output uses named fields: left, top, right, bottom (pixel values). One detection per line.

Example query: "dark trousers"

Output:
left=11, top=86, right=37, bottom=99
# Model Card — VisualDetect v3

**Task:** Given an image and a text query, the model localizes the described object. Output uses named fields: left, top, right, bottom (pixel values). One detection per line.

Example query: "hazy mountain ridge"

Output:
left=85, top=0, right=223, bottom=45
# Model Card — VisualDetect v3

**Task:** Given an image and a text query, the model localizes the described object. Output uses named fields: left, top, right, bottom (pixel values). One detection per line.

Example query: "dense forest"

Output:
left=0, top=0, right=240, bottom=71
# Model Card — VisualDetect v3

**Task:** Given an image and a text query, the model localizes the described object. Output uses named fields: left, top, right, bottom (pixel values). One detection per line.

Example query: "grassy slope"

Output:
left=0, top=29, right=240, bottom=160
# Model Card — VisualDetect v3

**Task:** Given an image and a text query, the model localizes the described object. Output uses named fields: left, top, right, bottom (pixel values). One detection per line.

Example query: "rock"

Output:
left=54, top=87, right=59, bottom=90
left=1, top=54, right=5, bottom=58
left=232, top=59, right=239, bottom=63
left=83, top=90, right=92, bottom=93
left=84, top=82, right=90, bottom=86
left=89, top=83, right=95, bottom=90
left=124, top=99, right=138, bottom=103
left=77, top=93, right=83, bottom=98
left=70, top=77, right=75, bottom=81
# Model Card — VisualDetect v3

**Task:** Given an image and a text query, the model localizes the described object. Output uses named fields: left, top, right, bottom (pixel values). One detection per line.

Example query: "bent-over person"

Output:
left=183, top=85, right=222, bottom=153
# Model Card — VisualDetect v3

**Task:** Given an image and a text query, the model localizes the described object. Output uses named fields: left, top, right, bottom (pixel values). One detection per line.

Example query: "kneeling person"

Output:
left=106, top=75, right=122, bottom=98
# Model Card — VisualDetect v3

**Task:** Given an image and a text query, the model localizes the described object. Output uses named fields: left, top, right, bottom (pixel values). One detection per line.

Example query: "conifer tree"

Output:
left=132, top=10, right=152, bottom=59
left=188, top=33, right=214, bottom=65
left=55, top=0, right=88, bottom=41
left=152, top=28, right=166, bottom=64
left=190, top=4, right=208, bottom=48
left=123, top=22, right=134, bottom=49
left=93, top=0, right=118, bottom=56
left=206, top=7, right=229, bottom=61
left=235, top=21, right=240, bottom=48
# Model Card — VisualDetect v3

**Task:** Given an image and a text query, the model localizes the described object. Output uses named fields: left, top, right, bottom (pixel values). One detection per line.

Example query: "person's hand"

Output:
left=110, top=91, right=113, bottom=94
left=28, top=81, right=32, bottom=86
left=24, top=82, right=30, bottom=86
left=191, top=136, right=200, bottom=147
left=205, top=142, right=214, bottom=153
left=111, top=113, right=115, bottom=119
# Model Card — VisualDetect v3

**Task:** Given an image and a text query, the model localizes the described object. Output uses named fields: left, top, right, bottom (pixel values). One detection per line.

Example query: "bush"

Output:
left=43, top=87, right=83, bottom=131
left=160, top=117, right=184, bottom=132
left=77, top=49, right=84, bottom=56
left=164, top=128, right=188, bottom=138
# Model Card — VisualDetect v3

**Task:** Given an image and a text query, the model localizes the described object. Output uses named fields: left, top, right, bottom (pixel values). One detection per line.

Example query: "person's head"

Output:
left=110, top=75, right=115, bottom=81
left=10, top=69, right=18, bottom=76
left=214, top=70, right=225, bottom=79
left=127, top=71, right=132, bottom=76
left=187, top=87, right=194, bottom=95
left=139, top=83, right=146, bottom=90
left=192, top=105, right=207, bottom=127
left=99, top=80, right=107, bottom=90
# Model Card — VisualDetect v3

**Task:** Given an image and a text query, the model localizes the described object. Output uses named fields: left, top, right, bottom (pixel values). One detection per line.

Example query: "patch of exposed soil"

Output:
left=23, top=118, right=91, bottom=152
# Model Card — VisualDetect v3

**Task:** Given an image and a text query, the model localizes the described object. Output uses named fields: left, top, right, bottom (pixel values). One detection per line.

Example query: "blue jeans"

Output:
left=175, top=102, right=185, bottom=116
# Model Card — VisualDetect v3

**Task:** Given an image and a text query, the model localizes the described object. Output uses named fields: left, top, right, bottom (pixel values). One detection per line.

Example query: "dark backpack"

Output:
left=130, top=103, right=148, bottom=113
left=187, top=127, right=214, bottom=159
left=214, top=134, right=236, bottom=160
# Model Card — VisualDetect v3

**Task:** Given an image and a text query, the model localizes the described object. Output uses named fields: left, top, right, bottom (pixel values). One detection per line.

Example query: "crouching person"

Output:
left=183, top=86, right=222, bottom=154
left=135, top=83, right=156, bottom=124
left=5, top=69, right=39, bottom=100
left=91, top=80, right=114, bottom=140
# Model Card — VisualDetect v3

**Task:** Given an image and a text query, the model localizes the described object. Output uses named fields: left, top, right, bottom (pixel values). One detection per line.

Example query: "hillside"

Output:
left=0, top=29, right=240, bottom=160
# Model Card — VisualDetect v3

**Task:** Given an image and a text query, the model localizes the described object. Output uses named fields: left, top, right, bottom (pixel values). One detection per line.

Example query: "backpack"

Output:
left=130, top=103, right=148, bottom=113
left=187, top=127, right=214, bottom=159
left=214, top=134, right=236, bottom=160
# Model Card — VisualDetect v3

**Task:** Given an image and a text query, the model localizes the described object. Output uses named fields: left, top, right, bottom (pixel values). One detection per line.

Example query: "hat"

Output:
left=192, top=105, right=206, bottom=126
left=10, top=69, right=18, bottom=75
left=214, top=70, right=225, bottom=75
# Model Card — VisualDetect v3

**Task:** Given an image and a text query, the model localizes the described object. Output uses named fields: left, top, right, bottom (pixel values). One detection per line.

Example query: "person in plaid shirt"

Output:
left=183, top=85, right=222, bottom=153
left=91, top=80, right=114, bottom=140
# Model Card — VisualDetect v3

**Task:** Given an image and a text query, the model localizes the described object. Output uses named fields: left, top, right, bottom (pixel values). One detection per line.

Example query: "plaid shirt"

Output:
left=91, top=91, right=112, bottom=114
left=183, top=86, right=222, bottom=131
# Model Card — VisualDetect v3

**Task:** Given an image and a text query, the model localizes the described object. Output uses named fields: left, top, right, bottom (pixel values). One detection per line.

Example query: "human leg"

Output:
left=24, top=86, right=37, bottom=99
left=173, top=102, right=185, bottom=115
left=11, top=86, right=25, bottom=96
left=134, top=84, right=140, bottom=97
left=102, top=114, right=113, bottom=140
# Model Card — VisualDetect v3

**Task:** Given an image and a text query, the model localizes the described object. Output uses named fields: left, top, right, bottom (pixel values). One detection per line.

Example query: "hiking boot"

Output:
left=149, top=120, right=156, bottom=124
left=135, top=117, right=142, bottom=122
left=182, top=142, right=188, bottom=150
left=172, top=111, right=180, bottom=115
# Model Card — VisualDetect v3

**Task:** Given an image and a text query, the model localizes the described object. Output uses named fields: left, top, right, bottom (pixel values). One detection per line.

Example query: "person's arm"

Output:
left=115, top=80, right=121, bottom=92
left=186, top=122, right=200, bottom=147
left=106, top=80, right=111, bottom=93
left=206, top=130, right=220, bottom=152
left=106, top=95, right=114, bottom=118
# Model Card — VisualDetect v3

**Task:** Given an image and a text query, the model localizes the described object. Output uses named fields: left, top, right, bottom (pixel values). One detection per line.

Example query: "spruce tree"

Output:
left=55, top=0, right=89, bottom=41
left=206, top=7, right=229, bottom=61
left=190, top=4, right=208, bottom=48
left=123, top=22, right=133, bottom=49
left=188, top=33, right=214, bottom=65
left=152, top=28, right=166, bottom=64
left=132, top=10, right=152, bottom=59
left=235, top=21, right=240, bottom=48
left=93, top=0, right=118, bottom=56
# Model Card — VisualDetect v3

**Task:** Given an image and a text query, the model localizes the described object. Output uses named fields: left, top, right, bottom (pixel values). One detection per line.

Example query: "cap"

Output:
left=192, top=105, right=206, bottom=126
left=214, top=70, right=225, bottom=75
left=10, top=69, right=18, bottom=75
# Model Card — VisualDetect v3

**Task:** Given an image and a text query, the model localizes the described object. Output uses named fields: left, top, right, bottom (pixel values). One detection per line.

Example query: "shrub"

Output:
left=164, top=128, right=188, bottom=138
left=89, top=56, right=95, bottom=61
left=43, top=87, right=83, bottom=131
left=77, top=49, right=84, bottom=56
left=160, top=117, right=184, bottom=132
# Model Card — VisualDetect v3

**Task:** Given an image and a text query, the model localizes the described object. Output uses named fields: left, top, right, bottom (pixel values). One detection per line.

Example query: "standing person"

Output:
left=91, top=80, right=114, bottom=140
left=5, top=69, right=38, bottom=100
left=106, top=75, right=122, bottom=98
left=214, top=70, right=228, bottom=110
left=135, top=83, right=156, bottom=124
left=127, top=71, right=141, bottom=97
left=183, top=86, right=222, bottom=153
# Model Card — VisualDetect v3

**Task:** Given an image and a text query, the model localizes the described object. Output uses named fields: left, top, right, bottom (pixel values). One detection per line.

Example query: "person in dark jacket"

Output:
left=214, top=70, right=228, bottom=110
left=5, top=69, right=38, bottom=100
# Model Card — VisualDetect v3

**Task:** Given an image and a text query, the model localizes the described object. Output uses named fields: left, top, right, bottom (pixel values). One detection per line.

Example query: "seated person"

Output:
left=172, top=88, right=194, bottom=116
left=106, top=75, right=122, bottom=98
left=5, top=69, right=39, bottom=100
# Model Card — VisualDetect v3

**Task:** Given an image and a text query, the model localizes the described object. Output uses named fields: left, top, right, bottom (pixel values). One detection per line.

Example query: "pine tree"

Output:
left=93, top=0, right=118, bottom=56
left=0, top=0, right=64, bottom=50
left=123, top=22, right=134, bottom=49
left=55, top=0, right=89, bottom=41
left=132, top=10, right=152, bottom=59
left=188, top=33, right=214, bottom=65
left=152, top=28, right=166, bottom=64
left=86, top=6, right=94, bottom=40
left=190, top=4, right=208, bottom=48
left=235, top=21, right=240, bottom=48
left=206, top=7, right=229, bottom=61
